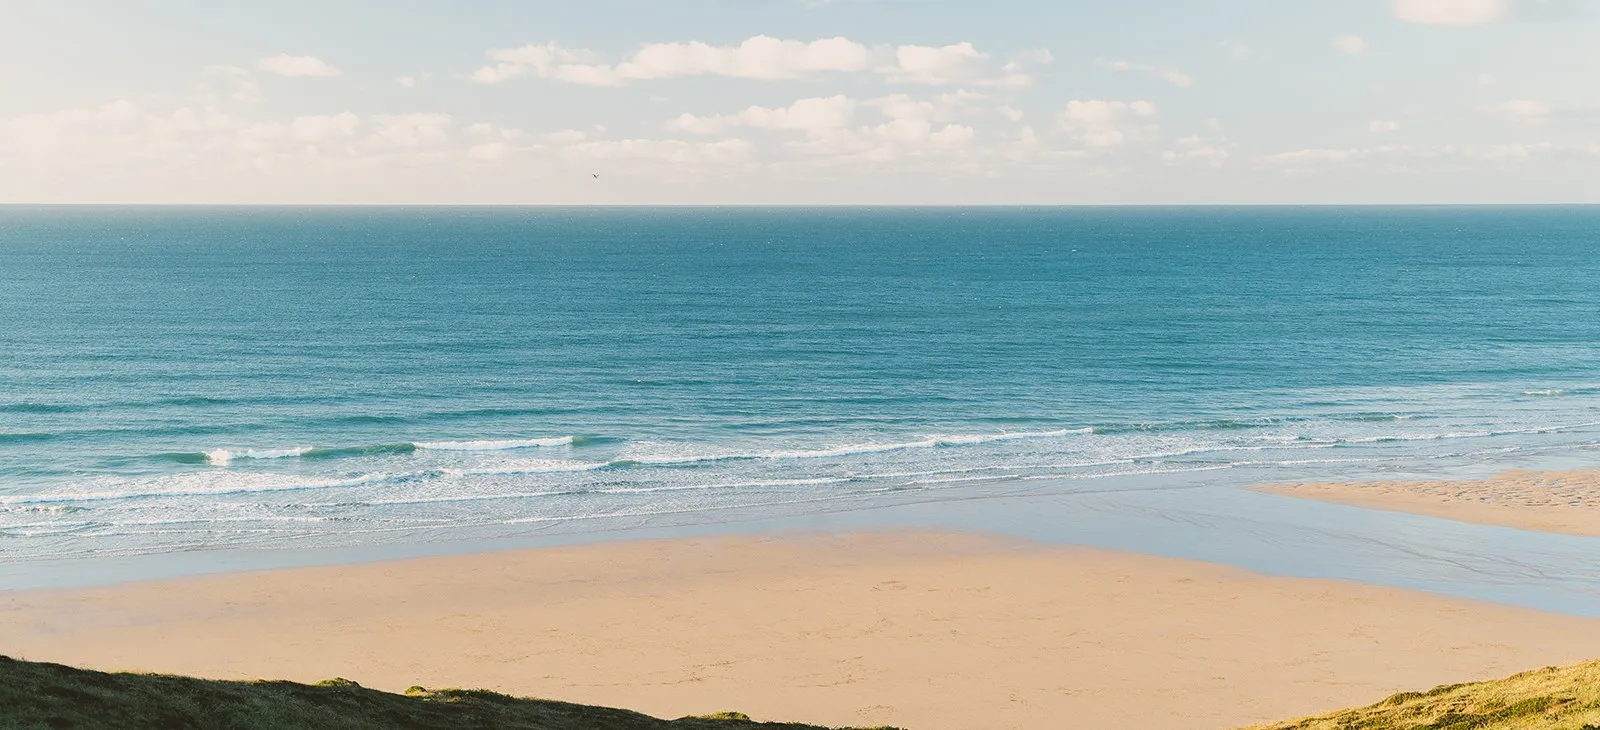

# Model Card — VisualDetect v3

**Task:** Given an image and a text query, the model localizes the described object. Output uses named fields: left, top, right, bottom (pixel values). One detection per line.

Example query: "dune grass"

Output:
left=0, top=655, right=902, bottom=730
left=1248, top=659, right=1600, bottom=730
left=11, top=653, right=1600, bottom=729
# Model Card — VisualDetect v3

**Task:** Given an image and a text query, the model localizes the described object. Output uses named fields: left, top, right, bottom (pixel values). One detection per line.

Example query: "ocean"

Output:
left=4, top=206, right=1600, bottom=568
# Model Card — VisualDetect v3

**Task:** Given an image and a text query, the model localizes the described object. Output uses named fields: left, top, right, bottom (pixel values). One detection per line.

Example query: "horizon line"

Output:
left=3, top=202, right=1599, bottom=208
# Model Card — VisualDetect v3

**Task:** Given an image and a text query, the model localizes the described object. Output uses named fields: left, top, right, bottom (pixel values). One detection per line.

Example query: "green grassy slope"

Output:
left=1249, top=660, right=1600, bottom=730
left=10, top=654, right=1600, bottom=730
left=0, top=656, right=901, bottom=730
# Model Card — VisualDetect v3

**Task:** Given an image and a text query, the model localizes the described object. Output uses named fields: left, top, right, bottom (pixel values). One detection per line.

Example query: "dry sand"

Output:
left=5, top=531, right=1600, bottom=730
left=1260, top=469, right=1600, bottom=538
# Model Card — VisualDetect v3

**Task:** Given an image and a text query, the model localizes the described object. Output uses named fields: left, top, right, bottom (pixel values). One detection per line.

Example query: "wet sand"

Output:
left=5, top=531, right=1600, bottom=730
left=1260, top=469, right=1600, bottom=538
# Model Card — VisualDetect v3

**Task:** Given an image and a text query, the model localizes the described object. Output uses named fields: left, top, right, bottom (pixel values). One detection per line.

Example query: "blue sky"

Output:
left=3, top=0, right=1597, bottom=203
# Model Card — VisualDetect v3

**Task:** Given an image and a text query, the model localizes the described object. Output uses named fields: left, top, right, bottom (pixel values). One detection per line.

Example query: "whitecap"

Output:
left=415, top=437, right=575, bottom=451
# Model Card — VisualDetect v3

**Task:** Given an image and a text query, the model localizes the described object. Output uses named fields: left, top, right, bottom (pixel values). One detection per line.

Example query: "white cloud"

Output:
left=0, top=100, right=303, bottom=172
left=1057, top=100, right=1157, bottom=149
left=256, top=54, right=341, bottom=78
left=997, top=105, right=1025, bottom=122
left=289, top=113, right=360, bottom=142
left=476, top=36, right=1028, bottom=87
left=472, top=43, right=609, bottom=84
left=1333, top=35, right=1367, bottom=55
left=627, top=36, right=876, bottom=81
left=886, top=43, right=1013, bottom=86
left=1472, top=143, right=1538, bottom=160
left=464, top=123, right=526, bottom=142
left=396, top=76, right=418, bottom=88
left=1393, top=0, right=1509, bottom=25
left=1369, top=119, right=1402, bottom=133
left=467, top=142, right=509, bottom=161
left=475, top=37, right=874, bottom=85
left=1098, top=60, right=1194, bottom=88
left=1060, top=100, right=1156, bottom=126
left=1488, top=99, right=1552, bottom=123
left=1477, top=73, right=1498, bottom=85
left=543, top=130, right=587, bottom=144
left=1267, top=142, right=1573, bottom=167
left=929, top=124, right=976, bottom=146
left=661, top=90, right=988, bottom=163
left=665, top=113, right=730, bottom=135
left=1162, top=136, right=1230, bottom=167
left=869, top=117, right=970, bottom=146
left=870, top=91, right=981, bottom=122
left=200, top=66, right=261, bottom=105
left=562, top=138, right=754, bottom=164
left=369, top=113, right=452, bottom=147
left=1263, top=145, right=1424, bottom=168
left=1266, top=148, right=1363, bottom=165
left=669, top=95, right=857, bottom=136
left=6, top=102, right=142, bottom=159
left=742, top=95, right=858, bottom=132
left=665, top=92, right=985, bottom=161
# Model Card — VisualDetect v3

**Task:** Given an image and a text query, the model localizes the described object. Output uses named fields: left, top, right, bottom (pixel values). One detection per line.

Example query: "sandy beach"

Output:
left=6, top=531, right=1600, bottom=730
left=1260, top=469, right=1600, bottom=538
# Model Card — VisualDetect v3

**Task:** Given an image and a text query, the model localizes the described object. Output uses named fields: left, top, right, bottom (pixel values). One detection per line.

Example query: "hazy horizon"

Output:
left=4, top=0, right=1598, bottom=205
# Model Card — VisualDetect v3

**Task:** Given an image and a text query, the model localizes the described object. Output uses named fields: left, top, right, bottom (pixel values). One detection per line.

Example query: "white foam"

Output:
left=1328, top=421, right=1600, bottom=446
left=441, top=460, right=607, bottom=476
left=1038, top=458, right=1139, bottom=469
left=903, top=474, right=1022, bottom=486
left=0, top=472, right=390, bottom=505
left=245, top=446, right=314, bottom=459
left=1345, top=432, right=1490, bottom=443
left=850, top=465, right=1014, bottom=479
left=620, top=429, right=1089, bottom=465
left=320, top=477, right=851, bottom=507
left=1256, top=434, right=1340, bottom=445
left=204, top=446, right=312, bottom=465
left=595, top=477, right=849, bottom=495
left=415, top=437, right=575, bottom=451
left=929, top=428, right=1092, bottom=445
left=348, top=489, right=582, bottom=506
left=0, top=521, right=96, bottom=537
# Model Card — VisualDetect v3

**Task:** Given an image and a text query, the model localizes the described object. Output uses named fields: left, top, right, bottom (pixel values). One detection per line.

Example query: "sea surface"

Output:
left=4, top=206, right=1600, bottom=569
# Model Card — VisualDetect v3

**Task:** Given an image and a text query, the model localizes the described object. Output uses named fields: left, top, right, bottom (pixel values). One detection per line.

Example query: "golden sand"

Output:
left=6, top=531, right=1600, bottom=729
left=1261, top=469, right=1600, bottom=537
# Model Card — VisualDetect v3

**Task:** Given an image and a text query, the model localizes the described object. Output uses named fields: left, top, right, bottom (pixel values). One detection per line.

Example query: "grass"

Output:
left=11, top=653, right=1600, bottom=729
left=1247, top=659, right=1600, bottom=730
left=0, top=655, right=904, bottom=730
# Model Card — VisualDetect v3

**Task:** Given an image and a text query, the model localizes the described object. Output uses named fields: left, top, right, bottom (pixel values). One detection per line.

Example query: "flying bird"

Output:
left=592, top=173, right=600, bottom=179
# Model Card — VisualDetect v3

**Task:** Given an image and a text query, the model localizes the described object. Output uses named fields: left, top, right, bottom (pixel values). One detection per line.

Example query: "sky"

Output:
left=2, top=0, right=1598, bottom=204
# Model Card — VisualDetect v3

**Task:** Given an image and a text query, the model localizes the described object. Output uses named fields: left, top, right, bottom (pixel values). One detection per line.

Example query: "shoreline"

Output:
left=8, top=530, right=1600, bottom=730
left=1259, top=469, right=1600, bottom=538
left=10, top=465, right=1600, bottom=619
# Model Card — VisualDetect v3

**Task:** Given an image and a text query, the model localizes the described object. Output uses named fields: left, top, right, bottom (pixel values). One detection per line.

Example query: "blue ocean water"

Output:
left=3, top=206, right=1600, bottom=564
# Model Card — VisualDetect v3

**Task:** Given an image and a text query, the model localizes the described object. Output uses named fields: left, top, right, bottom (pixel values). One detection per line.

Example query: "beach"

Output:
left=7, top=530, right=1600, bottom=730
left=8, top=209, right=1600, bottom=728
left=1261, top=469, right=1600, bottom=538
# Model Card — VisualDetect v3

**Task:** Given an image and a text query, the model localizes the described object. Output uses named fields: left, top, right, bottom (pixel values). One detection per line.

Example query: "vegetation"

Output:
left=0, top=655, right=903, bottom=730
left=12, top=652, right=1600, bottom=729
left=1249, top=659, right=1600, bottom=730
